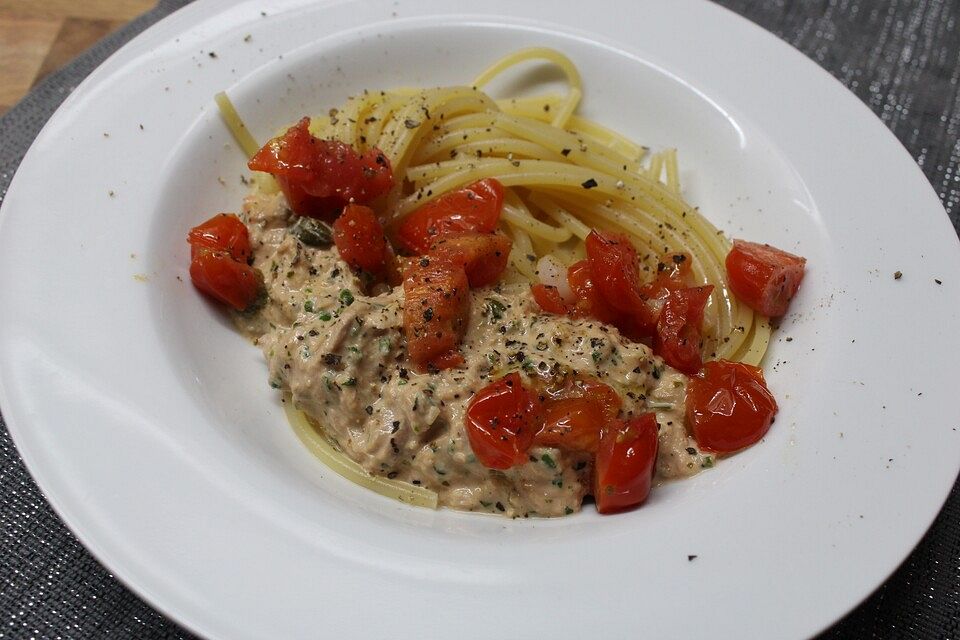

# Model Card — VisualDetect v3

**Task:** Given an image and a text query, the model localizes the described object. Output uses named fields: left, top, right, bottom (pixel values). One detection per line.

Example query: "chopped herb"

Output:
left=423, top=308, right=434, bottom=321
left=564, top=506, right=574, bottom=515
left=342, top=377, right=357, bottom=387
left=269, top=380, right=281, bottom=389
left=379, top=337, right=391, bottom=354
left=702, top=456, right=714, bottom=468
left=480, top=500, right=492, bottom=508
left=592, top=350, right=603, bottom=364
left=318, top=311, right=332, bottom=321
left=322, top=353, right=342, bottom=366
left=541, top=453, right=557, bottom=469
left=485, top=298, right=507, bottom=320
left=647, top=401, right=674, bottom=410
left=303, top=300, right=314, bottom=312
left=339, top=289, right=355, bottom=306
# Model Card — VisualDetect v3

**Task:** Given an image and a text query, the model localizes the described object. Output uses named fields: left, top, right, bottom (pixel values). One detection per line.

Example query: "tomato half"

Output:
left=332, top=204, right=390, bottom=275
left=189, top=248, right=263, bottom=311
left=248, top=117, right=393, bottom=217
left=530, top=284, right=570, bottom=314
left=429, top=232, right=512, bottom=287
left=401, top=255, right=470, bottom=370
left=396, top=178, right=504, bottom=254
left=685, top=360, right=778, bottom=453
left=725, top=240, right=806, bottom=317
left=655, top=285, right=714, bottom=374
left=535, top=398, right=605, bottom=453
left=594, top=413, right=659, bottom=514
left=465, top=372, right=540, bottom=469
left=584, top=230, right=647, bottom=316
left=566, top=260, right=623, bottom=325
left=187, top=213, right=251, bottom=263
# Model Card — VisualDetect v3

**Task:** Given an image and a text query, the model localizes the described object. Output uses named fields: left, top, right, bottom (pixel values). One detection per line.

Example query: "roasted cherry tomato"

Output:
left=686, top=360, right=778, bottom=453
left=725, top=240, right=806, bottom=317
left=401, top=254, right=469, bottom=370
left=566, top=259, right=623, bottom=325
left=655, top=285, right=714, bottom=374
left=332, top=204, right=390, bottom=275
left=466, top=373, right=540, bottom=469
left=584, top=230, right=647, bottom=316
left=396, top=178, right=504, bottom=254
left=187, top=213, right=252, bottom=262
left=594, top=413, right=659, bottom=514
left=531, top=284, right=570, bottom=314
left=534, top=376, right=622, bottom=453
left=189, top=249, right=263, bottom=311
left=429, top=232, right=512, bottom=287
left=535, top=397, right=605, bottom=453
left=248, top=117, right=393, bottom=217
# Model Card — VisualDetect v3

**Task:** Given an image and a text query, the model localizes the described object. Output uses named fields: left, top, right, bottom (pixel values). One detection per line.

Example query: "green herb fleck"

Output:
left=303, top=300, right=314, bottom=312
left=702, top=456, right=714, bottom=469
left=485, top=298, right=507, bottom=320
left=339, top=289, right=355, bottom=306
left=318, top=311, right=332, bottom=321
left=592, top=350, right=603, bottom=364
left=564, top=506, right=574, bottom=515
left=541, top=453, right=557, bottom=469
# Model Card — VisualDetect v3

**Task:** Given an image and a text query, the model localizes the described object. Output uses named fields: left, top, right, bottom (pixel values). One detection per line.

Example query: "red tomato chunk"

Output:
left=465, top=372, right=540, bottom=470
left=401, top=255, right=469, bottom=371
left=332, top=204, right=390, bottom=275
left=685, top=360, right=778, bottom=453
left=655, top=285, right=714, bottom=375
left=187, top=213, right=252, bottom=263
left=248, top=117, right=393, bottom=218
left=429, top=232, right=512, bottom=287
left=726, top=240, right=806, bottom=317
left=595, top=414, right=659, bottom=514
left=396, top=178, right=504, bottom=254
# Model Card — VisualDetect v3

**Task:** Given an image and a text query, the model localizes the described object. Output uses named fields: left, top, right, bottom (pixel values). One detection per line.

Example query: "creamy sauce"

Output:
left=235, top=193, right=712, bottom=517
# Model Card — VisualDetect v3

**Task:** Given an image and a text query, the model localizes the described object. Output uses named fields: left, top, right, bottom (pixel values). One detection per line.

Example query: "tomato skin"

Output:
left=396, top=178, right=504, bottom=254
left=187, top=213, right=252, bottom=262
left=401, top=255, right=470, bottom=371
left=332, top=204, right=389, bottom=274
left=566, top=260, right=624, bottom=325
left=248, top=117, right=393, bottom=217
left=594, top=414, right=659, bottom=514
left=429, top=232, right=512, bottom=287
left=585, top=230, right=647, bottom=315
left=189, top=248, right=263, bottom=311
left=725, top=240, right=806, bottom=317
left=465, top=373, right=540, bottom=469
left=535, top=398, right=605, bottom=453
left=686, top=360, right=778, bottom=453
left=655, top=285, right=714, bottom=374
left=531, top=284, right=569, bottom=314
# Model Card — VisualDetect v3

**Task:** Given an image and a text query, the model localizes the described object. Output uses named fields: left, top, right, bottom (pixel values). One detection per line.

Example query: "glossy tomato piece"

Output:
left=535, top=397, right=605, bottom=453
left=638, top=252, right=694, bottom=305
left=465, top=372, right=540, bottom=469
left=530, top=284, right=569, bottom=314
left=655, top=285, right=714, bottom=374
left=566, top=260, right=623, bottom=325
left=725, top=240, right=806, bottom=317
left=594, top=413, right=659, bottom=514
left=544, top=375, right=622, bottom=421
left=429, top=232, right=512, bottom=287
left=686, top=360, right=778, bottom=453
left=584, top=230, right=647, bottom=315
left=402, top=254, right=469, bottom=371
left=187, top=213, right=251, bottom=263
left=396, top=178, right=504, bottom=254
left=189, top=248, right=263, bottom=311
left=332, top=204, right=390, bottom=274
left=248, top=117, right=393, bottom=217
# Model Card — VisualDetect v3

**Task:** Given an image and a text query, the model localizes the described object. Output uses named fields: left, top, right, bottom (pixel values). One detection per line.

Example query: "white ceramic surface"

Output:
left=1, top=1, right=958, bottom=638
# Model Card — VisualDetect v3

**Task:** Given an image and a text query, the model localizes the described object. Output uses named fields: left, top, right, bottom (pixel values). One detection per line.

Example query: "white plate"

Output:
left=1, top=1, right=958, bottom=638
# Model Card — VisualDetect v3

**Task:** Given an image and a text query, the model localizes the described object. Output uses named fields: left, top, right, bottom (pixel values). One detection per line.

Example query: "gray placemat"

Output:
left=0, top=1, right=957, bottom=638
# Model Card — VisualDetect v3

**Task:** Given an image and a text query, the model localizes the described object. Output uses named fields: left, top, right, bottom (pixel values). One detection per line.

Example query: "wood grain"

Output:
left=0, top=0, right=155, bottom=115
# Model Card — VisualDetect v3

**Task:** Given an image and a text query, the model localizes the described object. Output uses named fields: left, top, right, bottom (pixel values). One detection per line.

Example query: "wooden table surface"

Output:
left=0, top=0, right=156, bottom=115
